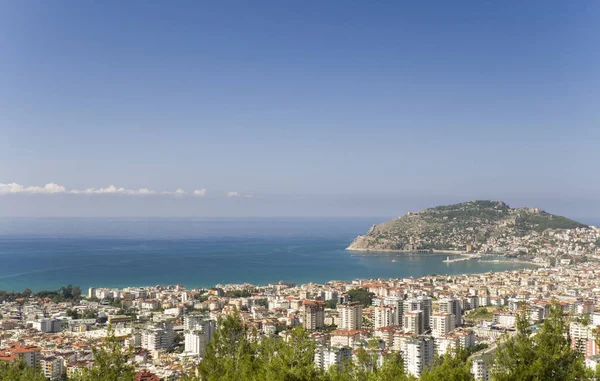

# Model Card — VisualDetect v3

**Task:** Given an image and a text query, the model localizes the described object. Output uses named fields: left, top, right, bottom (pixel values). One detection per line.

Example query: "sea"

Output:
left=0, top=217, right=543, bottom=292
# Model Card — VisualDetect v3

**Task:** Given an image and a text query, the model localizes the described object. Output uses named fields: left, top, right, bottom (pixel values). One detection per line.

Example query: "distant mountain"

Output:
left=347, top=200, right=594, bottom=254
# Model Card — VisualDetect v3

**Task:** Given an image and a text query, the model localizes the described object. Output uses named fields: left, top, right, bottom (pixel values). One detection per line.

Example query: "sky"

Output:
left=1, top=1, right=599, bottom=219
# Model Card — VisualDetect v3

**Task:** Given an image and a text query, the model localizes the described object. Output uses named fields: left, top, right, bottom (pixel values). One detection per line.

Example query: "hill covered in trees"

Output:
left=347, top=200, right=593, bottom=254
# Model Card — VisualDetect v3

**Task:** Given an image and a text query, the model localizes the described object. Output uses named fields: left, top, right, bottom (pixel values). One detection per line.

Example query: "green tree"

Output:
left=492, top=303, right=588, bottom=381
left=254, top=327, right=320, bottom=381
left=346, top=288, right=374, bottom=307
left=70, top=326, right=135, bottom=381
left=420, top=349, right=474, bottom=381
left=193, top=312, right=257, bottom=381
left=0, top=359, right=46, bottom=381
left=323, top=351, right=411, bottom=381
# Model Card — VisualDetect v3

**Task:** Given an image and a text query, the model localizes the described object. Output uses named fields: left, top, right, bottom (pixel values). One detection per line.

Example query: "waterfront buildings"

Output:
left=3, top=260, right=600, bottom=378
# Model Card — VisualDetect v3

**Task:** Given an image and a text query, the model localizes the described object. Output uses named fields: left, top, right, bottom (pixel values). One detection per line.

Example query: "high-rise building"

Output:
left=184, top=315, right=215, bottom=356
left=184, top=314, right=212, bottom=331
left=142, top=321, right=174, bottom=351
left=337, top=302, right=362, bottom=330
left=301, top=300, right=325, bottom=330
left=373, top=305, right=395, bottom=329
left=439, top=297, right=462, bottom=327
left=403, top=310, right=424, bottom=334
left=314, top=344, right=353, bottom=371
left=383, top=296, right=404, bottom=326
left=404, top=296, right=432, bottom=331
left=418, top=296, right=432, bottom=331
left=431, top=313, right=454, bottom=338
left=401, top=335, right=434, bottom=378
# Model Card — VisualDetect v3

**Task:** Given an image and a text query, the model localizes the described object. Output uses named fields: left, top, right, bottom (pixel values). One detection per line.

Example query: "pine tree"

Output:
left=420, top=349, right=474, bottom=381
left=70, top=326, right=135, bottom=381
left=194, top=312, right=257, bottom=381
left=492, top=302, right=588, bottom=381
left=0, top=359, right=46, bottom=381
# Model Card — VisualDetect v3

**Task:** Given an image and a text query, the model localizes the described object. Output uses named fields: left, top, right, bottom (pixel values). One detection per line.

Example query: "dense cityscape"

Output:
left=2, top=258, right=600, bottom=380
left=3, top=1, right=598, bottom=380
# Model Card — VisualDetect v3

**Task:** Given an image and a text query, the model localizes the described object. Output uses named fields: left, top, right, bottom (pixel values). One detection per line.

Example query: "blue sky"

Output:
left=1, top=1, right=599, bottom=218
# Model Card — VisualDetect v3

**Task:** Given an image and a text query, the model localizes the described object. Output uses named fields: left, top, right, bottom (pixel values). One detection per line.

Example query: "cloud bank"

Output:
left=0, top=183, right=209, bottom=197
left=1, top=183, right=67, bottom=194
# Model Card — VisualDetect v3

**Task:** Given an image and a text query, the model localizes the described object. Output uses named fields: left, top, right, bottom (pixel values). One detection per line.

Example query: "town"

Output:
left=2, top=259, right=600, bottom=380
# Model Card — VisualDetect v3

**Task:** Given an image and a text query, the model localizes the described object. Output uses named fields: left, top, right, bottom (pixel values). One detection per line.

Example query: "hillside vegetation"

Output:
left=347, top=200, right=590, bottom=253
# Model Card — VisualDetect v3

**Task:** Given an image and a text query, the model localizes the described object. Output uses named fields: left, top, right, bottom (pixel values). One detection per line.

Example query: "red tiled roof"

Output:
left=134, top=370, right=160, bottom=381
left=0, top=352, right=18, bottom=362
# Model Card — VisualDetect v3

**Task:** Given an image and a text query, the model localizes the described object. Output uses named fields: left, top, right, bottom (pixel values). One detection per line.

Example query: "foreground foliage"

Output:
left=0, top=359, right=46, bottom=381
left=492, top=303, right=590, bottom=381
left=70, top=326, right=135, bottom=381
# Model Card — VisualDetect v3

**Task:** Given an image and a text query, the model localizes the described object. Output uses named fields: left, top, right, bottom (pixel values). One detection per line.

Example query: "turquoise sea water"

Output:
left=0, top=218, right=539, bottom=291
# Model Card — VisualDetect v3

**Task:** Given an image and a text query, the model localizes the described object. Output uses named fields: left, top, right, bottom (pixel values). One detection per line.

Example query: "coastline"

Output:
left=478, top=259, right=546, bottom=267
left=346, top=247, right=466, bottom=254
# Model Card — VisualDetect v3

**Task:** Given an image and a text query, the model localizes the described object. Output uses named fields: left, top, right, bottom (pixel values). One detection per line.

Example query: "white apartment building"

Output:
left=185, top=330, right=211, bottom=357
left=314, top=345, right=352, bottom=371
left=470, top=345, right=496, bottom=381
left=591, top=312, right=600, bottom=327
left=439, top=297, right=462, bottom=327
left=404, top=296, right=432, bottom=331
left=493, top=312, right=516, bottom=328
left=431, top=313, right=454, bottom=338
left=403, top=310, right=424, bottom=334
left=401, top=335, right=434, bottom=378
left=184, top=316, right=215, bottom=356
left=435, top=335, right=458, bottom=356
left=184, top=314, right=212, bottom=331
left=383, top=296, right=404, bottom=326
left=337, top=302, right=362, bottom=330
left=570, top=321, right=593, bottom=354
left=471, top=356, right=491, bottom=381
left=40, top=356, right=65, bottom=381
left=142, top=322, right=174, bottom=351
left=373, top=305, right=395, bottom=329
left=32, top=318, right=63, bottom=333
left=330, top=329, right=364, bottom=348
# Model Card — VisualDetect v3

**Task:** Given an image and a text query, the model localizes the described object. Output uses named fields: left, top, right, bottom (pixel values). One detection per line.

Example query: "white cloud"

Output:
left=0, top=182, right=66, bottom=194
left=0, top=182, right=204, bottom=197
left=159, top=188, right=187, bottom=196
left=227, top=191, right=239, bottom=197
left=193, top=189, right=207, bottom=197
left=69, top=185, right=156, bottom=195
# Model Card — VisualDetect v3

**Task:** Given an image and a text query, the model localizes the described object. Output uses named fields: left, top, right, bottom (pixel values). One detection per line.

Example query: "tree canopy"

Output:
left=492, top=303, right=590, bottom=381
left=0, top=359, right=46, bottom=381
left=346, top=288, right=375, bottom=307
left=70, top=326, right=135, bottom=381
